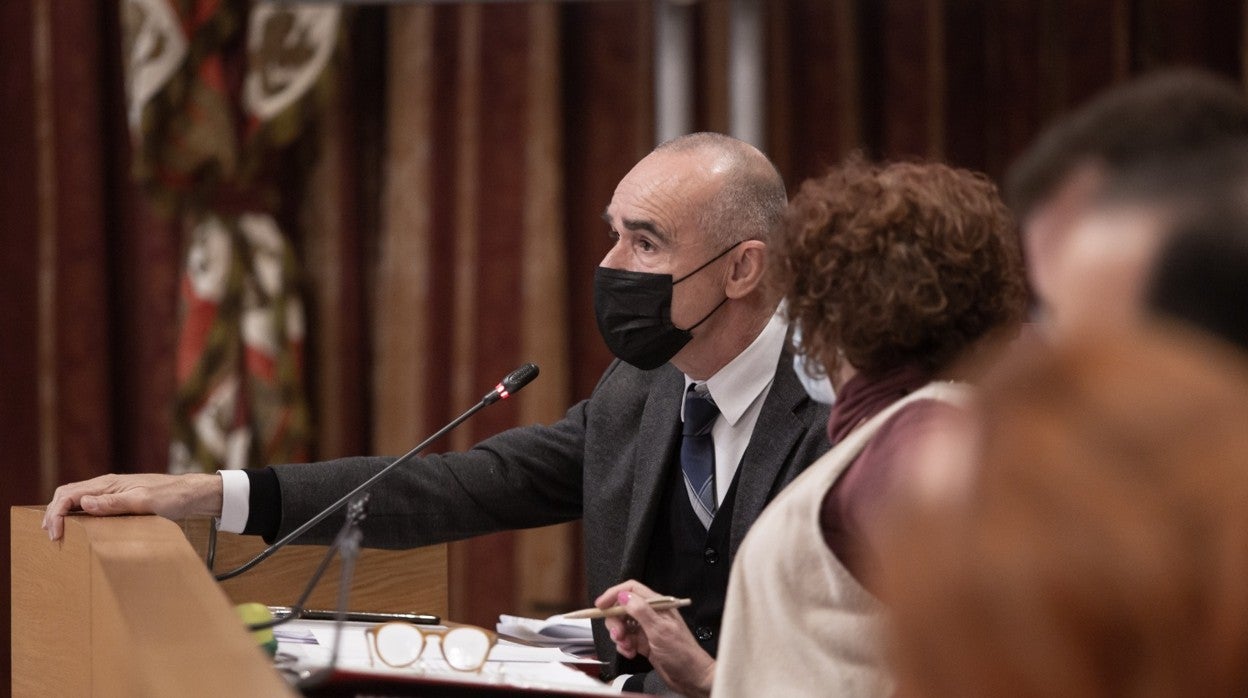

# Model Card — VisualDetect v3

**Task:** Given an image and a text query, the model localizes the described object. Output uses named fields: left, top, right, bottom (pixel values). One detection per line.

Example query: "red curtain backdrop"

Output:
left=2, top=0, right=1245, bottom=686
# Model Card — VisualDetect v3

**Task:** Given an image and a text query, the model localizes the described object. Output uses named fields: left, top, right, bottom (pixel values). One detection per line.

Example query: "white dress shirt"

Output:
left=683, top=305, right=787, bottom=509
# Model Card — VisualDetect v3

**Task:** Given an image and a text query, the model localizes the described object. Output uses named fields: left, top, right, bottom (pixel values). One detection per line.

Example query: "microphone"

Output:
left=483, top=362, right=540, bottom=405
left=214, top=362, right=540, bottom=582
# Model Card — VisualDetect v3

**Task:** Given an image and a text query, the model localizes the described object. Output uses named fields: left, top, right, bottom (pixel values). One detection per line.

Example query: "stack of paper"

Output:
left=497, top=614, right=596, bottom=656
left=273, top=619, right=613, bottom=694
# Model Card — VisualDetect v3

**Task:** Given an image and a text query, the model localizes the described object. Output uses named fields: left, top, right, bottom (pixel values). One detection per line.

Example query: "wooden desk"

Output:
left=10, top=506, right=448, bottom=697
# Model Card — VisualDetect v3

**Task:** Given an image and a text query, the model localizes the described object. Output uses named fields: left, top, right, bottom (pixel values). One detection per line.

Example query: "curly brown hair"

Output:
left=772, top=156, right=1028, bottom=378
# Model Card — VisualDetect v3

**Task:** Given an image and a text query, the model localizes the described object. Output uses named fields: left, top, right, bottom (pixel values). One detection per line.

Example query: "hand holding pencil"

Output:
left=563, top=594, right=691, bottom=620
left=591, top=581, right=717, bottom=696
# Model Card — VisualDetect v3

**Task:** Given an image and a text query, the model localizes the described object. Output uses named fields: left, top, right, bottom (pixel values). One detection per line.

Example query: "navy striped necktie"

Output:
left=681, top=384, right=720, bottom=528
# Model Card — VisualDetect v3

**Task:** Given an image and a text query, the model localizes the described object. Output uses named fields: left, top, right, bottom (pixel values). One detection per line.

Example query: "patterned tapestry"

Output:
left=120, top=0, right=339, bottom=472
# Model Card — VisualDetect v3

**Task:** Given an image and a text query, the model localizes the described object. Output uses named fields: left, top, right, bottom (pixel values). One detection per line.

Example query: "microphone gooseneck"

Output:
left=214, top=362, right=540, bottom=582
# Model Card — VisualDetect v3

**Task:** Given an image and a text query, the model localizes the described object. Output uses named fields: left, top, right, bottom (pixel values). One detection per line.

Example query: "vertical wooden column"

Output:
left=3, top=0, right=120, bottom=687
left=514, top=2, right=576, bottom=618
left=765, top=0, right=861, bottom=185
left=375, top=4, right=437, bottom=463
left=1, top=5, right=41, bottom=690
left=559, top=0, right=655, bottom=602
left=301, top=10, right=384, bottom=462
left=446, top=3, right=485, bottom=622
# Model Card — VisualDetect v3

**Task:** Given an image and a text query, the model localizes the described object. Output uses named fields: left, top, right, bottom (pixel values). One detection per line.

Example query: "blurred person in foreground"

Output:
left=1004, top=69, right=1248, bottom=338
left=596, top=157, right=1029, bottom=697
left=878, top=327, right=1248, bottom=698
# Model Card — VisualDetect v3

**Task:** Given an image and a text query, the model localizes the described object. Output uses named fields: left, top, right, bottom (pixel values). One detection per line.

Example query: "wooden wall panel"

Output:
left=109, top=201, right=180, bottom=474
left=941, top=0, right=990, bottom=170
left=46, top=0, right=113, bottom=487
left=0, top=4, right=41, bottom=480
left=558, top=0, right=653, bottom=605
left=374, top=3, right=594, bottom=627
left=375, top=4, right=437, bottom=463
left=874, top=0, right=946, bottom=160
left=301, top=10, right=385, bottom=462
left=516, top=3, right=579, bottom=618
left=1061, top=0, right=1132, bottom=105
left=696, top=1, right=731, bottom=136
left=3, top=0, right=128, bottom=687
left=1135, top=0, right=1243, bottom=74
left=767, top=0, right=859, bottom=185
left=1, top=3, right=41, bottom=690
left=449, top=3, right=525, bottom=628
left=978, top=1, right=1046, bottom=180
left=560, top=1, right=651, bottom=401
left=106, top=0, right=180, bottom=478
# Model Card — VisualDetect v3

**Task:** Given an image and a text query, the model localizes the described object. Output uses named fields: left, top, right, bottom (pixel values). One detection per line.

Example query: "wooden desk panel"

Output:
left=11, top=506, right=292, bottom=697
left=179, top=518, right=448, bottom=618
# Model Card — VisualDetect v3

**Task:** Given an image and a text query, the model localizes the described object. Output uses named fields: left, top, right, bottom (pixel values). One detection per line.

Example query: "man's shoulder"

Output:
left=590, top=359, right=682, bottom=399
left=770, top=348, right=833, bottom=422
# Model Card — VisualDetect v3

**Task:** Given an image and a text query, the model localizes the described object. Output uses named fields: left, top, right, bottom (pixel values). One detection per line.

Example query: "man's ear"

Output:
left=724, top=240, right=767, bottom=299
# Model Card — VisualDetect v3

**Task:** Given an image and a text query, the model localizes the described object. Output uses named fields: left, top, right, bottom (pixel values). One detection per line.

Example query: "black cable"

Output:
left=206, top=520, right=218, bottom=571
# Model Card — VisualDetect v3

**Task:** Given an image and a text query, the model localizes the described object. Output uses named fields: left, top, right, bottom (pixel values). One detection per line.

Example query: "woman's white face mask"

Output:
left=791, top=324, right=836, bottom=406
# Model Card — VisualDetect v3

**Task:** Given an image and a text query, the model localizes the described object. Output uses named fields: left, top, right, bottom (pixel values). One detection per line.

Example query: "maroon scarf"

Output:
left=827, top=364, right=931, bottom=444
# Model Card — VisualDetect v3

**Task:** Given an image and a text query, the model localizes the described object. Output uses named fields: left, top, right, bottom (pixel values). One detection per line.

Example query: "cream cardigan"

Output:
left=713, top=382, right=967, bottom=698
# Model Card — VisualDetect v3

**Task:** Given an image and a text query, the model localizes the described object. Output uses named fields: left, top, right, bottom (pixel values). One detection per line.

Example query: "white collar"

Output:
left=683, top=306, right=787, bottom=426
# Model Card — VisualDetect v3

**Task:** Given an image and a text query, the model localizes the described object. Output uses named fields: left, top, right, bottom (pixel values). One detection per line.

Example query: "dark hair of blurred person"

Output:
left=1006, top=70, right=1248, bottom=219
left=1002, top=69, right=1248, bottom=333
left=1056, top=141, right=1248, bottom=343
left=1146, top=210, right=1248, bottom=353
left=1095, top=138, right=1248, bottom=215
left=879, top=329, right=1248, bottom=698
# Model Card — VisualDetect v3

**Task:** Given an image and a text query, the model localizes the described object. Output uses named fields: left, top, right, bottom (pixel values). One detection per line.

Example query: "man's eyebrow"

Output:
left=602, top=211, right=673, bottom=247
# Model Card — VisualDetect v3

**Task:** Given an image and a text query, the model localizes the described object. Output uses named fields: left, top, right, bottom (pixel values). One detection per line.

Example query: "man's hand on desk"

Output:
left=42, top=472, right=222, bottom=541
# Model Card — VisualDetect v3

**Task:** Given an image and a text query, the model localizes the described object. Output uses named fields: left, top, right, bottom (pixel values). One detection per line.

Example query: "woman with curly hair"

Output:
left=599, top=156, right=1029, bottom=697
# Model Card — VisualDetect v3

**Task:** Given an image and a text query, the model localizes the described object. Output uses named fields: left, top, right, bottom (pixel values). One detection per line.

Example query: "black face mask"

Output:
left=593, top=244, right=738, bottom=370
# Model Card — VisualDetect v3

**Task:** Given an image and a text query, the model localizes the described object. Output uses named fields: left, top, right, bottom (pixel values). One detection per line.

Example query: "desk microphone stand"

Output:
left=326, top=495, right=368, bottom=671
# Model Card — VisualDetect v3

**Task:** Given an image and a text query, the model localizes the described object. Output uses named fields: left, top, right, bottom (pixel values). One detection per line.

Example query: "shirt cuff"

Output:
left=610, top=674, right=632, bottom=692
left=217, top=470, right=251, bottom=534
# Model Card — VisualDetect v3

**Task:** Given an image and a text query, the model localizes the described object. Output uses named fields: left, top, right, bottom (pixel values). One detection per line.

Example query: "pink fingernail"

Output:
left=617, top=591, right=631, bottom=605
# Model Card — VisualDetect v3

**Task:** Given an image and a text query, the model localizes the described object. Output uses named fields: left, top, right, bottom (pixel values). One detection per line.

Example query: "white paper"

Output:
left=497, top=613, right=596, bottom=651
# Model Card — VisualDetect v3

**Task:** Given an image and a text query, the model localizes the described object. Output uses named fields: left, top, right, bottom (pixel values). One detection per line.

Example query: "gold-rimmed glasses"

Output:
left=364, top=622, right=498, bottom=673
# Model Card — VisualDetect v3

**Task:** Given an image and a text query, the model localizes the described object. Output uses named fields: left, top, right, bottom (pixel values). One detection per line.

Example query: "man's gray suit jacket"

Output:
left=269, top=352, right=832, bottom=671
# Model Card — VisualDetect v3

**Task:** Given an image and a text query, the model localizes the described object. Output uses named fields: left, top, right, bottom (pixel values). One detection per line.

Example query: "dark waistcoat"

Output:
left=617, top=457, right=741, bottom=676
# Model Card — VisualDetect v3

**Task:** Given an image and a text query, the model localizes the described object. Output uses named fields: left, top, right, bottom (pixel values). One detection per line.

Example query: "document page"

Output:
left=497, top=613, right=596, bottom=655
